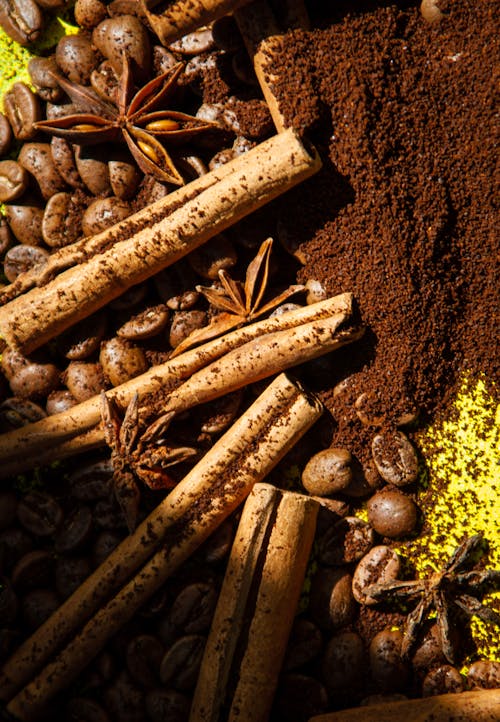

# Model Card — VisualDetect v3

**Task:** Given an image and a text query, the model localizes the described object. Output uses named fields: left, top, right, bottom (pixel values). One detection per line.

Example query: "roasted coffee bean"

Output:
left=0, top=217, right=13, bottom=256
left=28, top=56, right=63, bottom=103
left=100, top=337, right=148, bottom=387
left=169, top=26, right=215, bottom=55
left=467, top=660, right=500, bottom=689
left=283, top=618, right=322, bottom=671
left=273, top=674, right=328, bottom=722
left=0, top=397, right=46, bottom=431
left=104, top=671, right=145, bottom=722
left=90, top=59, right=120, bottom=103
left=22, top=588, right=59, bottom=630
left=109, top=155, right=141, bottom=200
left=50, top=137, right=83, bottom=189
left=69, top=458, right=114, bottom=501
left=322, top=630, right=364, bottom=692
left=46, top=389, right=78, bottom=415
left=354, top=392, right=385, bottom=427
left=17, top=491, right=64, bottom=536
left=176, top=154, right=208, bottom=182
left=208, top=147, right=234, bottom=170
left=152, top=45, right=178, bottom=75
left=319, top=517, right=374, bottom=566
left=0, top=346, right=27, bottom=379
left=0, top=160, right=29, bottom=203
left=81, top=197, right=131, bottom=237
left=55, top=34, right=98, bottom=84
left=9, top=360, right=60, bottom=401
left=92, top=529, right=122, bottom=566
left=314, top=497, right=350, bottom=536
left=109, top=283, right=148, bottom=311
left=371, top=430, right=419, bottom=486
left=165, top=290, right=199, bottom=312
left=169, top=310, right=207, bottom=349
left=92, top=15, right=151, bottom=80
left=422, top=664, right=464, bottom=696
left=3, top=82, right=41, bottom=140
left=0, top=0, right=42, bottom=45
left=159, top=635, right=205, bottom=691
left=126, top=634, right=164, bottom=688
left=0, top=577, right=18, bottom=624
left=46, top=99, right=80, bottom=121
left=187, top=235, right=237, bottom=279
left=309, top=567, right=356, bottom=631
left=302, top=448, right=353, bottom=496
left=11, top=549, right=54, bottom=590
left=0, top=113, right=12, bottom=156
left=0, top=491, right=18, bottom=530
left=212, top=15, right=243, bottom=52
left=367, top=487, right=418, bottom=538
left=411, top=623, right=450, bottom=670
left=270, top=302, right=302, bottom=317
left=117, top=304, right=169, bottom=341
left=54, top=505, right=93, bottom=553
left=3, top=244, right=48, bottom=282
left=153, top=261, right=197, bottom=303
left=0, top=528, right=33, bottom=572
left=75, top=145, right=112, bottom=196
left=74, top=0, right=107, bottom=29
left=55, top=555, right=91, bottom=598
left=145, top=688, right=191, bottom=722
left=369, top=629, right=409, bottom=692
left=64, top=361, right=105, bottom=401
left=200, top=389, right=242, bottom=434
left=66, top=696, right=111, bottom=722
left=42, top=192, right=83, bottom=247
left=159, top=582, right=218, bottom=646
left=94, top=497, right=127, bottom=530
left=57, top=312, right=107, bottom=360
left=352, top=545, right=401, bottom=605
left=4, top=199, right=45, bottom=246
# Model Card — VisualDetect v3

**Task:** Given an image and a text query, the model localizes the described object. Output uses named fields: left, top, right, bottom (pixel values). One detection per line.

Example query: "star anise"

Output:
left=101, top=393, right=198, bottom=532
left=170, top=237, right=305, bottom=357
left=34, top=55, right=215, bottom=185
left=365, top=535, right=500, bottom=662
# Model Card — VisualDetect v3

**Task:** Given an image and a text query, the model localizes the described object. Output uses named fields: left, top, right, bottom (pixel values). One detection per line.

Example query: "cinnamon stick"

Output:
left=0, top=129, right=320, bottom=354
left=189, top=483, right=319, bottom=722
left=308, top=689, right=500, bottom=722
left=0, top=294, right=357, bottom=478
left=2, top=374, right=323, bottom=718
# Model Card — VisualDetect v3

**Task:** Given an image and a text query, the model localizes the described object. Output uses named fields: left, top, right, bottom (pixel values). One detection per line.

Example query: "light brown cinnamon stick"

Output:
left=0, top=129, right=320, bottom=354
left=0, top=294, right=357, bottom=478
left=190, top=483, right=319, bottom=722
left=308, top=689, right=500, bottom=722
left=2, top=374, right=323, bottom=719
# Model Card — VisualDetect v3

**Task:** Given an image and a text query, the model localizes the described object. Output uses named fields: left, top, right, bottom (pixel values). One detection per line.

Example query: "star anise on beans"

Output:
left=33, top=55, right=215, bottom=185
left=170, top=237, right=304, bottom=357
left=365, top=535, right=500, bottom=663
left=101, top=392, right=198, bottom=532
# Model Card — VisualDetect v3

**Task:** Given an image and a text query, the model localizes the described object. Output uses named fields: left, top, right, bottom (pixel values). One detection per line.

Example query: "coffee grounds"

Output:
left=268, top=0, right=498, bottom=459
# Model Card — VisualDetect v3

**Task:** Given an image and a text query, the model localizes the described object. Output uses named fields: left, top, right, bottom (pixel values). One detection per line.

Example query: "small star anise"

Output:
left=101, top=392, right=198, bottom=532
left=170, top=237, right=304, bottom=357
left=34, top=55, right=215, bottom=185
left=365, top=535, right=500, bottom=662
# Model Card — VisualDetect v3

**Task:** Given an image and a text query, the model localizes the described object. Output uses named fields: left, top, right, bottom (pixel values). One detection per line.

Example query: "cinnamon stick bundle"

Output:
left=0, top=294, right=357, bottom=478
left=190, top=483, right=319, bottom=722
left=0, top=129, right=320, bottom=354
left=1, top=374, right=323, bottom=716
left=308, top=689, right=500, bottom=722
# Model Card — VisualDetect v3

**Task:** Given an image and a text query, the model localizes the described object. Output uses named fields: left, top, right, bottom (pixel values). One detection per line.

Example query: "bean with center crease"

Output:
left=3, top=244, right=48, bottom=282
left=0, top=0, right=42, bottom=45
left=4, top=197, right=45, bottom=246
left=28, top=56, right=63, bottom=103
left=0, top=113, right=13, bottom=156
left=3, top=82, right=41, bottom=140
left=0, top=160, right=29, bottom=203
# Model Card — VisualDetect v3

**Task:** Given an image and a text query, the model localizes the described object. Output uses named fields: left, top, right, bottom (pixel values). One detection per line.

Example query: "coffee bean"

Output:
left=9, top=360, right=60, bottom=401
left=64, top=361, right=105, bottom=401
left=284, top=618, right=322, bottom=671
left=100, top=337, right=148, bottom=387
left=0, top=113, right=12, bottom=156
left=422, top=664, right=464, bottom=696
left=74, top=0, right=107, bottom=29
left=467, top=660, right=500, bottom=689
left=66, top=697, right=111, bottom=722
left=198, top=518, right=233, bottom=563
left=69, top=458, right=114, bottom=501
left=187, top=235, right=237, bottom=279
left=0, top=217, right=13, bottom=256
left=17, top=491, right=64, bottom=536
left=104, top=670, right=145, bottom=722
left=126, top=634, right=164, bottom=688
left=159, top=582, right=218, bottom=646
left=3, top=82, right=41, bottom=140
left=0, top=396, right=46, bottom=431
left=165, top=290, right=199, bottom=312
left=94, top=497, right=128, bottom=530
left=354, top=392, right=385, bottom=427
left=208, top=147, right=234, bottom=170
left=0, top=576, right=18, bottom=624
left=159, top=634, right=205, bottom=691
left=22, top=588, right=59, bottom=630
left=82, top=197, right=131, bottom=237
left=54, top=505, right=93, bottom=553
left=370, top=629, right=409, bottom=692
left=200, top=389, right=242, bottom=434
left=367, top=488, right=418, bottom=538
left=0, top=491, right=18, bottom=530
left=0, top=0, right=42, bottom=45
left=322, top=630, right=364, bottom=692
left=169, top=310, right=207, bottom=349
left=28, top=56, right=63, bottom=103
left=12, top=550, right=54, bottom=590
left=46, top=389, right=78, bottom=415
left=117, top=304, right=169, bottom=341
left=169, top=26, right=215, bottom=55
left=302, top=448, right=353, bottom=496
left=46, top=99, right=80, bottom=121
left=0, top=528, right=33, bottom=572
left=319, top=517, right=375, bottom=566
left=92, top=15, right=151, bottom=80
left=109, top=283, right=148, bottom=311
left=352, top=545, right=401, bottom=605
left=50, top=137, right=84, bottom=189
left=145, top=688, right=191, bottom=722
left=109, top=155, right=141, bottom=200
left=75, top=145, right=112, bottom=196
left=55, top=555, right=91, bottom=598
left=176, top=154, right=208, bottom=182
left=212, top=15, right=243, bottom=52
left=371, top=430, right=419, bottom=486
left=273, top=674, right=328, bottom=722
left=57, top=312, right=107, bottom=360
left=56, top=34, right=98, bottom=85
left=42, top=192, right=84, bottom=247
left=3, top=244, right=48, bottom=282
left=90, top=59, right=120, bottom=103
left=0, top=161, right=29, bottom=203
left=309, top=567, right=356, bottom=630
left=4, top=199, right=45, bottom=246
left=92, top=529, right=122, bottom=566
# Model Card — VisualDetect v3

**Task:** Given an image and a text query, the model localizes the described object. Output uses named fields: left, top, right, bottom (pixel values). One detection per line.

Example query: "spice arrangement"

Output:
left=0, top=0, right=498, bottom=721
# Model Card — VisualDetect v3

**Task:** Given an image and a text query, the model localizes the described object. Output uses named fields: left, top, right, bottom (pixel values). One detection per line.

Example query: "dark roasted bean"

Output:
left=104, top=671, right=144, bottom=722
left=50, top=137, right=84, bottom=189
left=69, top=459, right=114, bottom=501
left=90, top=59, right=120, bottom=103
left=55, top=34, right=98, bottom=84
left=284, top=618, right=322, bottom=671
left=3, top=244, right=48, bottom=282
left=3, top=82, right=41, bottom=139
left=117, top=304, right=169, bottom=341
left=145, top=688, right=190, bottom=722
left=371, top=430, right=419, bottom=486
left=57, top=311, right=107, bottom=360
left=94, top=498, right=127, bottom=530
left=66, top=696, right=111, bottom=722
left=126, top=635, right=163, bottom=688
left=367, top=487, right=418, bottom=538
left=159, top=582, right=218, bottom=646
left=319, top=517, right=374, bottom=566
left=152, top=45, right=178, bottom=74
left=109, top=155, right=141, bottom=200
left=198, top=518, right=233, bottom=563
left=0, top=217, right=13, bottom=256
left=64, top=361, right=105, bottom=401
left=0, top=112, right=13, bottom=156
left=4, top=199, right=45, bottom=246
left=54, top=505, right=93, bottom=553
left=200, top=389, right=242, bottom=434
left=467, top=660, right=500, bottom=689
left=309, top=567, right=356, bottom=631
left=422, top=664, right=464, bottom=696
left=159, top=635, right=205, bottom=691
left=322, top=630, right=364, bottom=692
left=0, top=491, right=18, bottom=530
left=75, top=145, right=112, bottom=196
left=28, top=56, right=63, bottom=103
left=45, top=99, right=80, bottom=121
left=55, top=555, right=91, bottom=598
left=46, top=389, right=78, bottom=415
left=42, top=192, right=82, bottom=247
left=302, top=448, right=353, bottom=495
left=273, top=674, right=328, bottom=722
left=352, top=545, right=401, bottom=605
left=0, top=0, right=42, bottom=45
left=369, top=629, right=409, bottom=692
left=22, top=588, right=59, bottom=630
left=8, top=360, right=60, bottom=401
left=100, top=337, right=148, bottom=387
left=169, top=310, right=207, bottom=349
left=17, top=491, right=64, bottom=536
left=82, top=197, right=131, bottom=237
left=74, top=0, right=107, bottom=29
left=92, top=14, right=151, bottom=80
left=187, top=234, right=237, bottom=279
left=0, top=397, right=46, bottom=431
left=12, top=550, right=54, bottom=590
left=411, top=623, right=452, bottom=670
left=0, top=160, right=29, bottom=203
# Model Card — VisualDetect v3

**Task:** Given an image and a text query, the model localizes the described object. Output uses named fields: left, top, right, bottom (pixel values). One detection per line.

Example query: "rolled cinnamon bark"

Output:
left=0, top=294, right=355, bottom=478
left=189, top=483, right=319, bottom=722
left=3, top=374, right=322, bottom=718
left=308, top=689, right=500, bottom=722
left=0, top=129, right=320, bottom=354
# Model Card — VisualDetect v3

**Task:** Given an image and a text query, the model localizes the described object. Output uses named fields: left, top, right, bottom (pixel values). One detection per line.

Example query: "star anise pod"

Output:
left=365, top=535, right=500, bottom=662
left=34, top=55, right=215, bottom=185
left=170, top=237, right=305, bottom=357
left=101, top=392, right=198, bottom=532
